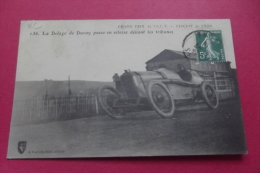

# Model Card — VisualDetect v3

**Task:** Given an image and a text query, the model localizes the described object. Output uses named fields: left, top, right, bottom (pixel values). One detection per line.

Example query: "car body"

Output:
left=98, top=66, right=219, bottom=119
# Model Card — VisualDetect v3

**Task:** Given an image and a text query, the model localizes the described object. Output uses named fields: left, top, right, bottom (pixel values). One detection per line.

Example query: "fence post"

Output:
left=213, top=71, right=218, bottom=91
left=91, top=94, right=94, bottom=114
left=36, top=97, right=39, bottom=119
left=95, top=95, right=99, bottom=115
left=29, top=100, right=31, bottom=122
left=85, top=95, right=88, bottom=115
left=55, top=97, right=58, bottom=119
left=76, top=96, right=78, bottom=116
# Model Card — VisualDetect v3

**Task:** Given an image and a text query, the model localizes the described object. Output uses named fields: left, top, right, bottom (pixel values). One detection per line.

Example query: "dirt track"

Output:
left=8, top=100, right=247, bottom=158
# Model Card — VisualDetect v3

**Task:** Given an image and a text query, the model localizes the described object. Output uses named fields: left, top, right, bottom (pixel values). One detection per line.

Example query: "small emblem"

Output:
left=18, top=141, right=27, bottom=154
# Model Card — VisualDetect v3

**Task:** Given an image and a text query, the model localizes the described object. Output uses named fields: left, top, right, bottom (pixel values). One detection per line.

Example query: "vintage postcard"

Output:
left=8, top=19, right=247, bottom=158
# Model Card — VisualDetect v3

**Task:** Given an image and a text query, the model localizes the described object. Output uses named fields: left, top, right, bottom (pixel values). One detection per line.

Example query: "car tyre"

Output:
left=147, top=81, right=175, bottom=118
left=97, top=85, right=125, bottom=119
left=201, top=82, right=219, bottom=109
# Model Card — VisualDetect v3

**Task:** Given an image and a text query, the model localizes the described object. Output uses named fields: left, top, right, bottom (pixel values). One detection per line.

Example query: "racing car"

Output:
left=97, top=64, right=218, bottom=119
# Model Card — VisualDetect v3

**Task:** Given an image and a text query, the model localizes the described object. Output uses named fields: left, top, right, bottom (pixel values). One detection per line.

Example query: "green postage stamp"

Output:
left=195, top=30, right=226, bottom=62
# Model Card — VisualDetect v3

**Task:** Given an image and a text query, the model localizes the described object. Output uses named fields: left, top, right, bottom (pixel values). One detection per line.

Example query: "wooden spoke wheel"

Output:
left=97, top=85, right=125, bottom=119
left=147, top=81, right=175, bottom=118
left=201, top=82, right=219, bottom=109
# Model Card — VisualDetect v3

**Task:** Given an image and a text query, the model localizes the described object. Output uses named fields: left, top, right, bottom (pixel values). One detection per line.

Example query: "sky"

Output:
left=16, top=20, right=236, bottom=81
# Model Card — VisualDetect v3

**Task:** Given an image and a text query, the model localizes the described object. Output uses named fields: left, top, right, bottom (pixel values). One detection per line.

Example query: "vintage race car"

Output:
left=97, top=65, right=219, bottom=119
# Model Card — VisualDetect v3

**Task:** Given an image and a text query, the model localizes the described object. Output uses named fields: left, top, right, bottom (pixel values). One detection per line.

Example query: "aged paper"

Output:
left=8, top=20, right=246, bottom=158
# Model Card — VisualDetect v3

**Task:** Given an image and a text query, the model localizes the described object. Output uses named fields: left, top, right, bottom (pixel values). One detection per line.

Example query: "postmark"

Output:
left=182, top=30, right=226, bottom=62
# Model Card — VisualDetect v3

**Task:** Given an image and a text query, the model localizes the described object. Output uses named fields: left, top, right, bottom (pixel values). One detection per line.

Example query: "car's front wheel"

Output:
left=97, top=85, right=125, bottom=119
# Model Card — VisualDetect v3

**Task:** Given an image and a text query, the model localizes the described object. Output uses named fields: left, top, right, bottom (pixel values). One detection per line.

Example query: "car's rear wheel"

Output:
left=97, top=85, right=125, bottom=119
left=147, top=81, right=175, bottom=118
left=201, top=82, right=219, bottom=109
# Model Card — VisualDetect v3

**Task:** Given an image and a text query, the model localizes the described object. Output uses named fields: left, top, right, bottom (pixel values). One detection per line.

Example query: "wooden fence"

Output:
left=196, top=70, right=236, bottom=100
left=12, top=95, right=101, bottom=125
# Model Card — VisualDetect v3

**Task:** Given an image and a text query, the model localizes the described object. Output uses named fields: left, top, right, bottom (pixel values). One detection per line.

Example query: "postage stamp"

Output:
left=182, top=30, right=226, bottom=62
left=195, top=30, right=225, bottom=62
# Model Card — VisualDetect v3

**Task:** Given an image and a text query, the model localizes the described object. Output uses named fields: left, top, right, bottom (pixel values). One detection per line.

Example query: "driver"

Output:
left=177, top=64, right=192, bottom=81
left=177, top=64, right=203, bottom=84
